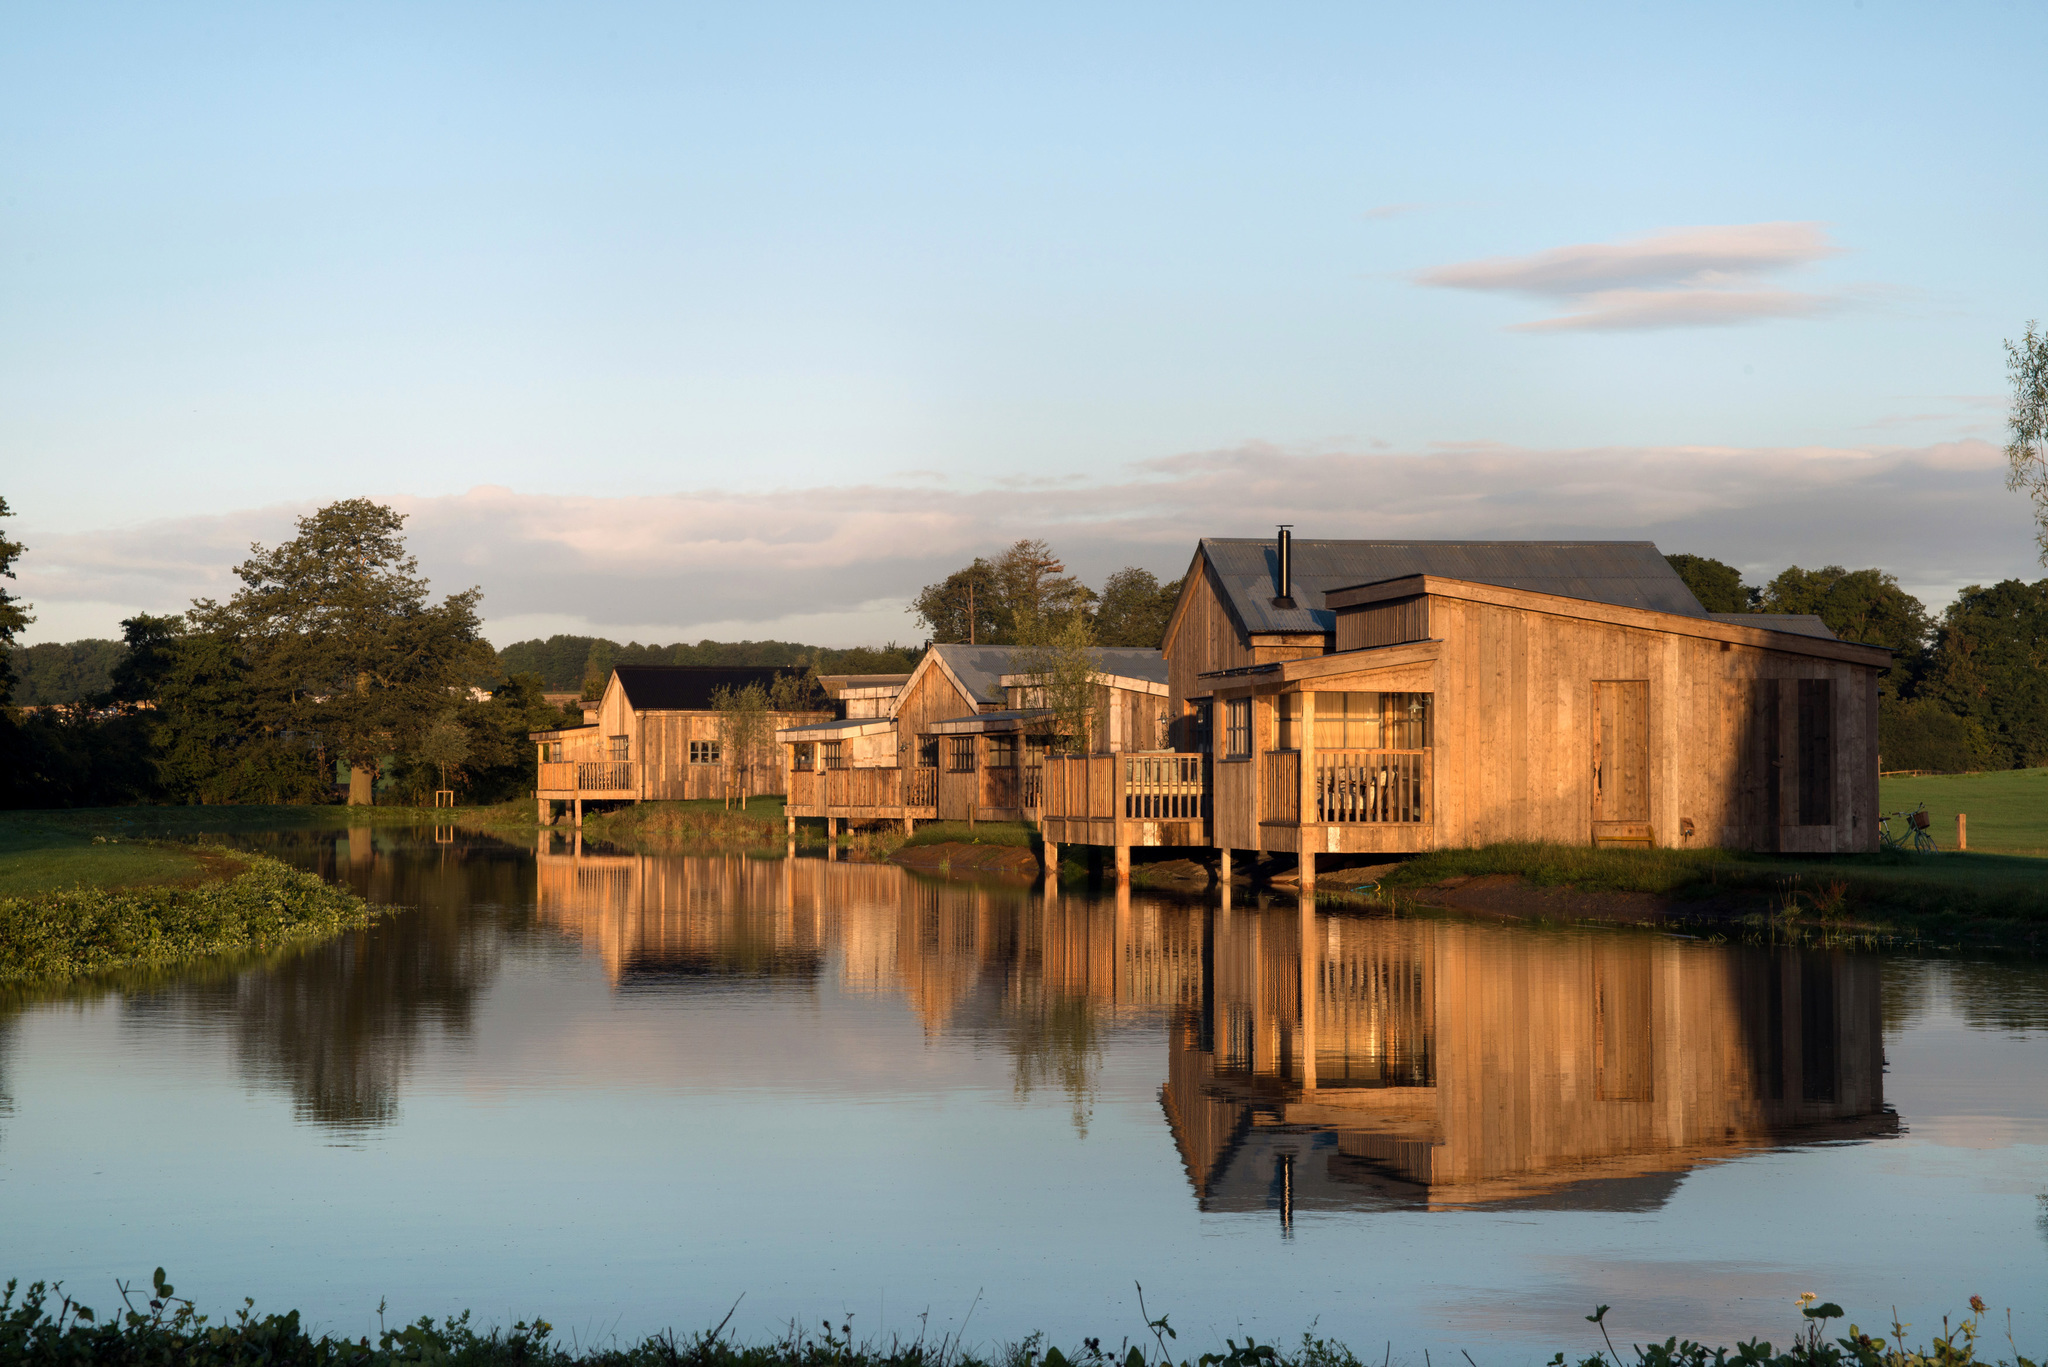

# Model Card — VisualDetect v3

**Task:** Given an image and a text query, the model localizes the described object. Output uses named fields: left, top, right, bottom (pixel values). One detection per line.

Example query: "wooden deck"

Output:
left=1036, top=751, right=1210, bottom=852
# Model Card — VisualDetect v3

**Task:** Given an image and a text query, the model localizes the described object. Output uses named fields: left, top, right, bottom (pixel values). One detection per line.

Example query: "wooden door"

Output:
left=1592, top=680, right=1651, bottom=847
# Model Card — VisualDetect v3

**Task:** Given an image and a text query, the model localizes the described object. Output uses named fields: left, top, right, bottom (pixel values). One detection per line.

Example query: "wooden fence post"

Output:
left=1957, top=812, right=1967, bottom=851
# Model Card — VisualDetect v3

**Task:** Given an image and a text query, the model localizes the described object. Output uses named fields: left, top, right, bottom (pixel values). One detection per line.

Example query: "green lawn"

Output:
left=0, top=814, right=216, bottom=897
left=1879, top=767, right=2048, bottom=855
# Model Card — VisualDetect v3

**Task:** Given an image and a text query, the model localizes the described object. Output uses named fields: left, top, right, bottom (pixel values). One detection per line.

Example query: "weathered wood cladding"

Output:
left=1185, top=583, right=1884, bottom=857
left=1335, top=594, right=1429, bottom=652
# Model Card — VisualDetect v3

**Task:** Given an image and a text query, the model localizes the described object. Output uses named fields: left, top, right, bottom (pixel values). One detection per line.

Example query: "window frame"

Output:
left=946, top=735, right=978, bottom=773
left=1223, top=697, right=1251, bottom=761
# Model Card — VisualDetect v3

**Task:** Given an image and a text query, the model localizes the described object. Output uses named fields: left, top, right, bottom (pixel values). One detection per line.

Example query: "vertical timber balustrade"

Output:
left=1120, top=753, right=1207, bottom=820
left=1312, top=751, right=1431, bottom=823
left=1298, top=693, right=1317, bottom=891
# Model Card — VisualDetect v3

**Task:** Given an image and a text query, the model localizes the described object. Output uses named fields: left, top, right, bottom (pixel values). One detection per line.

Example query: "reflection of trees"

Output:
left=1004, top=994, right=1104, bottom=1135
left=1879, top=958, right=2048, bottom=1037
left=123, top=830, right=524, bottom=1132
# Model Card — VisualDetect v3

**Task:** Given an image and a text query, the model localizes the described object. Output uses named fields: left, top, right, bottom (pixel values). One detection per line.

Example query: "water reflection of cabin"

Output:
left=779, top=643, right=1171, bottom=832
left=1037, top=533, right=1891, bottom=882
left=1163, top=905, right=1893, bottom=1216
left=531, top=665, right=830, bottom=825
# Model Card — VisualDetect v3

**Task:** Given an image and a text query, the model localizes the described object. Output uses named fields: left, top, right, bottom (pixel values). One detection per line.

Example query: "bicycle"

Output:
left=1878, top=803, right=1939, bottom=854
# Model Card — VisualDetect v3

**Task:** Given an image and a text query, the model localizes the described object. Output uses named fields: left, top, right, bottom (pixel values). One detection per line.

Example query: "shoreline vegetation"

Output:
left=0, top=1274, right=2038, bottom=1367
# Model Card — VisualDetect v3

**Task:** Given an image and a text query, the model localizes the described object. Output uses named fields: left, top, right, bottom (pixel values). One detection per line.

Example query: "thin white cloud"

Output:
left=11, top=437, right=2034, bottom=648
left=1417, top=222, right=1852, bottom=332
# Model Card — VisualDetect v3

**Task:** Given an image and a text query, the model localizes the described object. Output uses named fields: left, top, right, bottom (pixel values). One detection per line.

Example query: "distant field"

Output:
left=1878, top=767, right=2048, bottom=855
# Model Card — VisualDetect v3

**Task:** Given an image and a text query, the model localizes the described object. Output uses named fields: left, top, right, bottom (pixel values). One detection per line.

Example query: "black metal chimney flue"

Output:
left=1274, top=525, right=1294, bottom=606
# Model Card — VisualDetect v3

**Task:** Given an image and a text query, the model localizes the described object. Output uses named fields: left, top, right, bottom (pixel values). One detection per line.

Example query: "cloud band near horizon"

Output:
left=8, top=438, right=2032, bottom=650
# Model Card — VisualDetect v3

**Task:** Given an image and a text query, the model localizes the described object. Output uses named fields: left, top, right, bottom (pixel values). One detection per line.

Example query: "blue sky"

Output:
left=4, top=2, right=2045, bottom=645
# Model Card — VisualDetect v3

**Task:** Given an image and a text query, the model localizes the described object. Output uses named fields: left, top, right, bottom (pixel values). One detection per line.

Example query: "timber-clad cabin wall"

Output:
left=1163, top=541, right=1888, bottom=858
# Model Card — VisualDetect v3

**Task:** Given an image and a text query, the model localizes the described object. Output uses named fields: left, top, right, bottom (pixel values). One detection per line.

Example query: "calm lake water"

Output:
left=3, top=828, right=2046, bottom=1360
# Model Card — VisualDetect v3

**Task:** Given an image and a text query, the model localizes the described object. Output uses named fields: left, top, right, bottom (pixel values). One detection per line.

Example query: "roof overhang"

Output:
left=528, top=724, right=600, bottom=740
left=1325, top=574, right=1891, bottom=667
left=1199, top=639, right=1444, bottom=691
left=925, top=709, right=1052, bottom=735
left=996, top=670, right=1169, bottom=696
left=775, top=718, right=897, bottom=743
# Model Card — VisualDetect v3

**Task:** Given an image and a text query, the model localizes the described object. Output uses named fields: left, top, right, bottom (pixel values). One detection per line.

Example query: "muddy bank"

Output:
left=889, top=841, right=1043, bottom=878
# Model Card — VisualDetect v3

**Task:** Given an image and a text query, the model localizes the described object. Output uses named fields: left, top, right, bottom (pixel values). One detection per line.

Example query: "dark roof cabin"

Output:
left=1065, top=531, right=1892, bottom=878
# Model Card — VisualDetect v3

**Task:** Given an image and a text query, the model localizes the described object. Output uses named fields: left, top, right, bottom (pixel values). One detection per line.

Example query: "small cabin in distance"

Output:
left=780, top=643, right=1171, bottom=831
left=532, top=665, right=830, bottom=824
left=1147, top=532, right=1890, bottom=884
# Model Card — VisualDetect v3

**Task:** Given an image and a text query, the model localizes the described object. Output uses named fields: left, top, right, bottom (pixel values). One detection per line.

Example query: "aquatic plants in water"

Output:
left=0, top=847, right=378, bottom=983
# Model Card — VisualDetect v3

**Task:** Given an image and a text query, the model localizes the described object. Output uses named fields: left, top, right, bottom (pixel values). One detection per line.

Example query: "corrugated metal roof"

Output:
left=929, top=644, right=1167, bottom=704
left=613, top=665, right=806, bottom=711
left=1198, top=538, right=1709, bottom=636
left=1707, top=613, right=1841, bottom=641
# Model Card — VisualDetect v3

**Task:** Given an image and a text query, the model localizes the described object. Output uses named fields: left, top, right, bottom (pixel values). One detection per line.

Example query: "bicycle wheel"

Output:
left=1913, top=829, right=1939, bottom=854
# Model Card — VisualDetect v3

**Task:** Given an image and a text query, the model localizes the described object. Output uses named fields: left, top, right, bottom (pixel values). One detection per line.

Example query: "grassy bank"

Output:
left=0, top=1273, right=2034, bottom=1367
left=0, top=845, right=377, bottom=983
left=577, top=797, right=792, bottom=851
left=1369, top=841, right=2048, bottom=945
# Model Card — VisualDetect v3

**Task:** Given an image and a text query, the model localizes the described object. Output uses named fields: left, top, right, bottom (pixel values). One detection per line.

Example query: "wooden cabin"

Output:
left=779, top=643, right=1172, bottom=832
left=532, top=665, right=829, bottom=824
left=1035, top=533, right=1889, bottom=882
left=1177, top=534, right=1890, bottom=875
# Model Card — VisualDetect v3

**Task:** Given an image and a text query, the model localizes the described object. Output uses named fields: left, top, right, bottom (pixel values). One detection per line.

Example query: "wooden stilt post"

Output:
left=573, top=797, right=583, bottom=827
left=1218, top=847, right=1232, bottom=884
left=1115, top=842, right=1131, bottom=884
left=1298, top=847, right=1315, bottom=893
left=1043, top=838, right=1058, bottom=880
left=786, top=811, right=795, bottom=837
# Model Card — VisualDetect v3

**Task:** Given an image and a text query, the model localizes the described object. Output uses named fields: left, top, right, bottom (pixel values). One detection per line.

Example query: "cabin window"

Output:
left=1797, top=679, right=1833, bottom=826
left=947, top=736, right=977, bottom=772
left=547, top=741, right=563, bottom=763
left=608, top=735, right=629, bottom=761
left=916, top=736, right=939, bottom=767
left=1278, top=692, right=1433, bottom=750
left=689, top=739, right=721, bottom=765
left=791, top=742, right=814, bottom=771
left=987, top=734, right=1019, bottom=767
left=821, top=740, right=846, bottom=770
left=1223, top=698, right=1251, bottom=760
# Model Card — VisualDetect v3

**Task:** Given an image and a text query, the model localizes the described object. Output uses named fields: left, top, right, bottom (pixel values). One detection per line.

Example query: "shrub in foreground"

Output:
left=0, top=847, right=377, bottom=982
left=0, top=1273, right=2036, bottom=1367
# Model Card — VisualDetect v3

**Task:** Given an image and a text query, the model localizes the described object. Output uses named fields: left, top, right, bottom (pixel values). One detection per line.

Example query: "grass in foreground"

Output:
left=1371, top=841, right=2048, bottom=944
left=1878, top=767, right=2048, bottom=855
left=0, top=846, right=378, bottom=983
left=0, top=815, right=218, bottom=897
left=0, top=1271, right=2035, bottom=1367
left=577, top=798, right=791, bottom=851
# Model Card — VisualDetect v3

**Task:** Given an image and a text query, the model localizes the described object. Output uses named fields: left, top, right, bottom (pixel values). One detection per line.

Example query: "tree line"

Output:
left=0, top=499, right=565, bottom=809
left=911, top=539, right=1182, bottom=647
left=1664, top=553, right=2048, bottom=773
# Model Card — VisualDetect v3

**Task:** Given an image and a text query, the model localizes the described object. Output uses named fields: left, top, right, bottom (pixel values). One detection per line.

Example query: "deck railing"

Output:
left=1263, top=751, right=1300, bottom=823
left=906, top=766, right=937, bottom=808
left=1314, top=749, right=1430, bottom=824
left=539, top=761, right=638, bottom=792
left=1039, top=752, right=1209, bottom=823
left=577, top=761, right=638, bottom=792
left=1123, top=753, right=1206, bottom=820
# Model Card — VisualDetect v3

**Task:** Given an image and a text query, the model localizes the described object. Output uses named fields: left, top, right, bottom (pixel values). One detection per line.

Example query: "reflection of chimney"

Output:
left=1272, top=525, right=1295, bottom=607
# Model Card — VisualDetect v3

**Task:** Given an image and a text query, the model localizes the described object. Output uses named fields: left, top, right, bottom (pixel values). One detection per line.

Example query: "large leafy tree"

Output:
left=2006, top=321, right=2048, bottom=562
left=912, top=540, right=1096, bottom=645
left=1924, top=578, right=2048, bottom=769
left=0, top=496, right=30, bottom=708
left=1757, top=565, right=1931, bottom=698
left=1094, top=568, right=1184, bottom=648
left=1664, top=553, right=1756, bottom=613
left=188, top=499, right=487, bottom=804
left=912, top=557, right=1004, bottom=644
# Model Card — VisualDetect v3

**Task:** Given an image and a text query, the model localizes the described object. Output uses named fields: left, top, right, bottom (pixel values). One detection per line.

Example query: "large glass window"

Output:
left=1279, top=692, right=1433, bottom=751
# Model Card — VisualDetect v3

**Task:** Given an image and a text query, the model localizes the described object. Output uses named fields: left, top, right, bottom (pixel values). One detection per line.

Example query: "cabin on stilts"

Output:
left=1036, top=531, right=1890, bottom=884
left=778, top=643, right=1172, bottom=839
left=532, top=665, right=830, bottom=826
